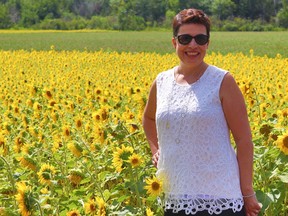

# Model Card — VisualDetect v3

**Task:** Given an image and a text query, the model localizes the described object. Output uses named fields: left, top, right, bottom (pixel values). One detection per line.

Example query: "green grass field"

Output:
left=0, top=30, right=287, bottom=57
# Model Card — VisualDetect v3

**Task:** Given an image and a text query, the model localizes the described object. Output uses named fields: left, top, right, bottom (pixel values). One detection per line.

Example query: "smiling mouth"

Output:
left=186, top=51, right=199, bottom=56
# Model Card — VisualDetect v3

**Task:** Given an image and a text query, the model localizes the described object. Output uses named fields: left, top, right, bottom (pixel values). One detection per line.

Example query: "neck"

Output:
left=178, top=62, right=208, bottom=76
left=175, top=63, right=208, bottom=85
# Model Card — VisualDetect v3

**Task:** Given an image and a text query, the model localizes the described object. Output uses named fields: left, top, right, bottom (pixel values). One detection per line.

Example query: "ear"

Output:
left=172, top=37, right=177, bottom=49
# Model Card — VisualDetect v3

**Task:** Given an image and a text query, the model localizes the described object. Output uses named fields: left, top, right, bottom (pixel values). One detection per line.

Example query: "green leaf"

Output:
left=73, top=189, right=87, bottom=196
left=278, top=174, right=288, bottom=183
left=41, top=204, right=52, bottom=209
left=256, top=190, right=272, bottom=211
left=117, top=195, right=129, bottom=202
left=103, top=189, right=111, bottom=201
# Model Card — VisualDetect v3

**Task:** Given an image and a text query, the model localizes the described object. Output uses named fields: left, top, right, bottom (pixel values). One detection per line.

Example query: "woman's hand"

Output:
left=152, top=149, right=160, bottom=167
left=244, top=195, right=262, bottom=216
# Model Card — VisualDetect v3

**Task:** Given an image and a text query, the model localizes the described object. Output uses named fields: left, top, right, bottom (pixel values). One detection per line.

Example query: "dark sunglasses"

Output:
left=176, top=34, right=209, bottom=45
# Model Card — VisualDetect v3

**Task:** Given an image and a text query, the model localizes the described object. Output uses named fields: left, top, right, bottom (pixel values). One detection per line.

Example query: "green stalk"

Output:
left=129, top=166, right=141, bottom=209
left=0, top=156, right=16, bottom=194
left=80, top=137, right=105, bottom=200
left=34, top=199, right=44, bottom=216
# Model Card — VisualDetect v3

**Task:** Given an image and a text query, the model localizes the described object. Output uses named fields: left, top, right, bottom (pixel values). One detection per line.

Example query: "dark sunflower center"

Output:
left=46, top=91, right=52, bottom=97
left=90, top=204, right=96, bottom=211
left=76, top=120, right=82, bottom=127
left=151, top=182, right=160, bottom=190
left=42, top=170, right=51, bottom=180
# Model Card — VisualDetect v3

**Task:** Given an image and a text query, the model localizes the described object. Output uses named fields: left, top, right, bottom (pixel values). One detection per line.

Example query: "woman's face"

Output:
left=172, top=23, right=209, bottom=67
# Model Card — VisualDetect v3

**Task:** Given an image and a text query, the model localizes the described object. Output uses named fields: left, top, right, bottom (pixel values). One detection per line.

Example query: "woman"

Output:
left=142, top=8, right=261, bottom=216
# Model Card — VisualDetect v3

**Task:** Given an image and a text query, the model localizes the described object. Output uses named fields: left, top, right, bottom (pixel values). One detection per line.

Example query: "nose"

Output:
left=188, top=38, right=198, bottom=46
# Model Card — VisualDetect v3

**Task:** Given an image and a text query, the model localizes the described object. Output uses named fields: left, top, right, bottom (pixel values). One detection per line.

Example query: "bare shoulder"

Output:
left=220, top=72, right=242, bottom=101
left=221, top=72, right=238, bottom=90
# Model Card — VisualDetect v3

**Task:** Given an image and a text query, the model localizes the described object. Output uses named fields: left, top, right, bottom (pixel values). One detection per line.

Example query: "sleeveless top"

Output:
left=155, top=65, right=244, bottom=215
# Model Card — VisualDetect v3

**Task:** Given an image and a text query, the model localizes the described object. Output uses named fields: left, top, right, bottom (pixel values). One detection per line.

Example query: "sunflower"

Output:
left=99, top=106, right=110, bottom=121
left=40, top=187, right=49, bottom=194
left=37, top=163, right=56, bottom=185
left=15, top=182, right=34, bottom=216
left=22, top=144, right=34, bottom=155
left=13, top=136, right=24, bottom=153
left=13, top=104, right=20, bottom=114
left=67, top=142, right=83, bottom=158
left=275, top=130, right=288, bottom=155
left=75, top=117, right=83, bottom=129
left=52, top=136, right=63, bottom=153
left=146, top=207, right=154, bottom=216
left=29, top=85, right=37, bottom=96
left=32, top=101, right=41, bottom=111
left=93, top=125, right=105, bottom=144
left=84, top=198, right=97, bottom=215
left=282, top=108, right=288, bottom=118
left=62, top=126, right=71, bottom=137
left=128, top=153, right=142, bottom=168
left=77, top=95, right=83, bottom=104
left=26, top=99, right=33, bottom=107
left=48, top=99, right=57, bottom=107
left=18, top=156, right=37, bottom=171
left=95, top=87, right=102, bottom=95
left=96, top=197, right=106, bottom=216
left=68, top=170, right=85, bottom=185
left=0, top=135, right=7, bottom=156
left=0, top=207, right=7, bottom=216
left=43, top=89, right=53, bottom=100
left=66, top=210, right=81, bottom=216
left=67, top=101, right=75, bottom=111
left=144, top=176, right=163, bottom=197
left=92, top=111, right=102, bottom=122
left=259, top=124, right=273, bottom=137
left=112, top=145, right=134, bottom=172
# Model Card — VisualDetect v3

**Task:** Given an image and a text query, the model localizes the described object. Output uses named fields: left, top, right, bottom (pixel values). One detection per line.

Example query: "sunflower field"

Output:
left=0, top=48, right=287, bottom=216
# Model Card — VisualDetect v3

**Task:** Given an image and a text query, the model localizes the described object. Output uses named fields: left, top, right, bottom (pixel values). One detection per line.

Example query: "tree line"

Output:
left=0, top=0, right=288, bottom=31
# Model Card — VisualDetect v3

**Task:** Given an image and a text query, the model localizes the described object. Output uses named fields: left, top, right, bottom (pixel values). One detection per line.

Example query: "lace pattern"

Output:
left=164, top=194, right=244, bottom=215
left=156, top=65, right=244, bottom=215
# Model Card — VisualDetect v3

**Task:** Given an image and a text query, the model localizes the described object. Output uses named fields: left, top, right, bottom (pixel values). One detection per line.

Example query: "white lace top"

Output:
left=155, top=65, right=244, bottom=215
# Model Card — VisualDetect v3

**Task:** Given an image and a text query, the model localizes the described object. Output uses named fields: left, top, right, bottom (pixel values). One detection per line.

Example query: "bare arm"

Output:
left=220, top=73, right=261, bottom=215
left=142, top=80, right=158, bottom=157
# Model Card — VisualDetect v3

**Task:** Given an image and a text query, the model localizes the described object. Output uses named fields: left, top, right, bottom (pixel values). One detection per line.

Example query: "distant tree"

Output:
left=0, top=4, right=11, bottom=28
left=198, top=0, right=213, bottom=14
left=232, top=0, right=249, bottom=17
left=164, top=9, right=176, bottom=28
left=38, top=0, right=60, bottom=20
left=7, top=0, right=21, bottom=23
left=0, top=0, right=286, bottom=30
left=166, top=0, right=179, bottom=14
left=116, top=0, right=146, bottom=30
left=134, top=0, right=166, bottom=24
left=277, top=1, right=288, bottom=28
left=95, top=0, right=112, bottom=16
left=211, top=0, right=237, bottom=20
left=178, top=0, right=202, bottom=10
left=20, top=0, right=39, bottom=27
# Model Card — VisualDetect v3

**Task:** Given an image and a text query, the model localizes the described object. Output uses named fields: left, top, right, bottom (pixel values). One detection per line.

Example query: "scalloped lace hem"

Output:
left=163, top=194, right=244, bottom=215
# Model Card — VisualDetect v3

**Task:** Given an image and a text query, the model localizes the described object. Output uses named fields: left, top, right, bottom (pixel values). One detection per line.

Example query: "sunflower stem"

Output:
left=61, top=138, right=70, bottom=197
left=34, top=199, right=44, bottom=216
left=0, top=156, right=16, bottom=194
left=80, top=137, right=105, bottom=200
left=129, top=166, right=142, bottom=208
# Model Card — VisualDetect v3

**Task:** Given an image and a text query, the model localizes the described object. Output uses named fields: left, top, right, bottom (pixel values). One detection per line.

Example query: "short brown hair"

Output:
left=172, top=8, right=211, bottom=37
